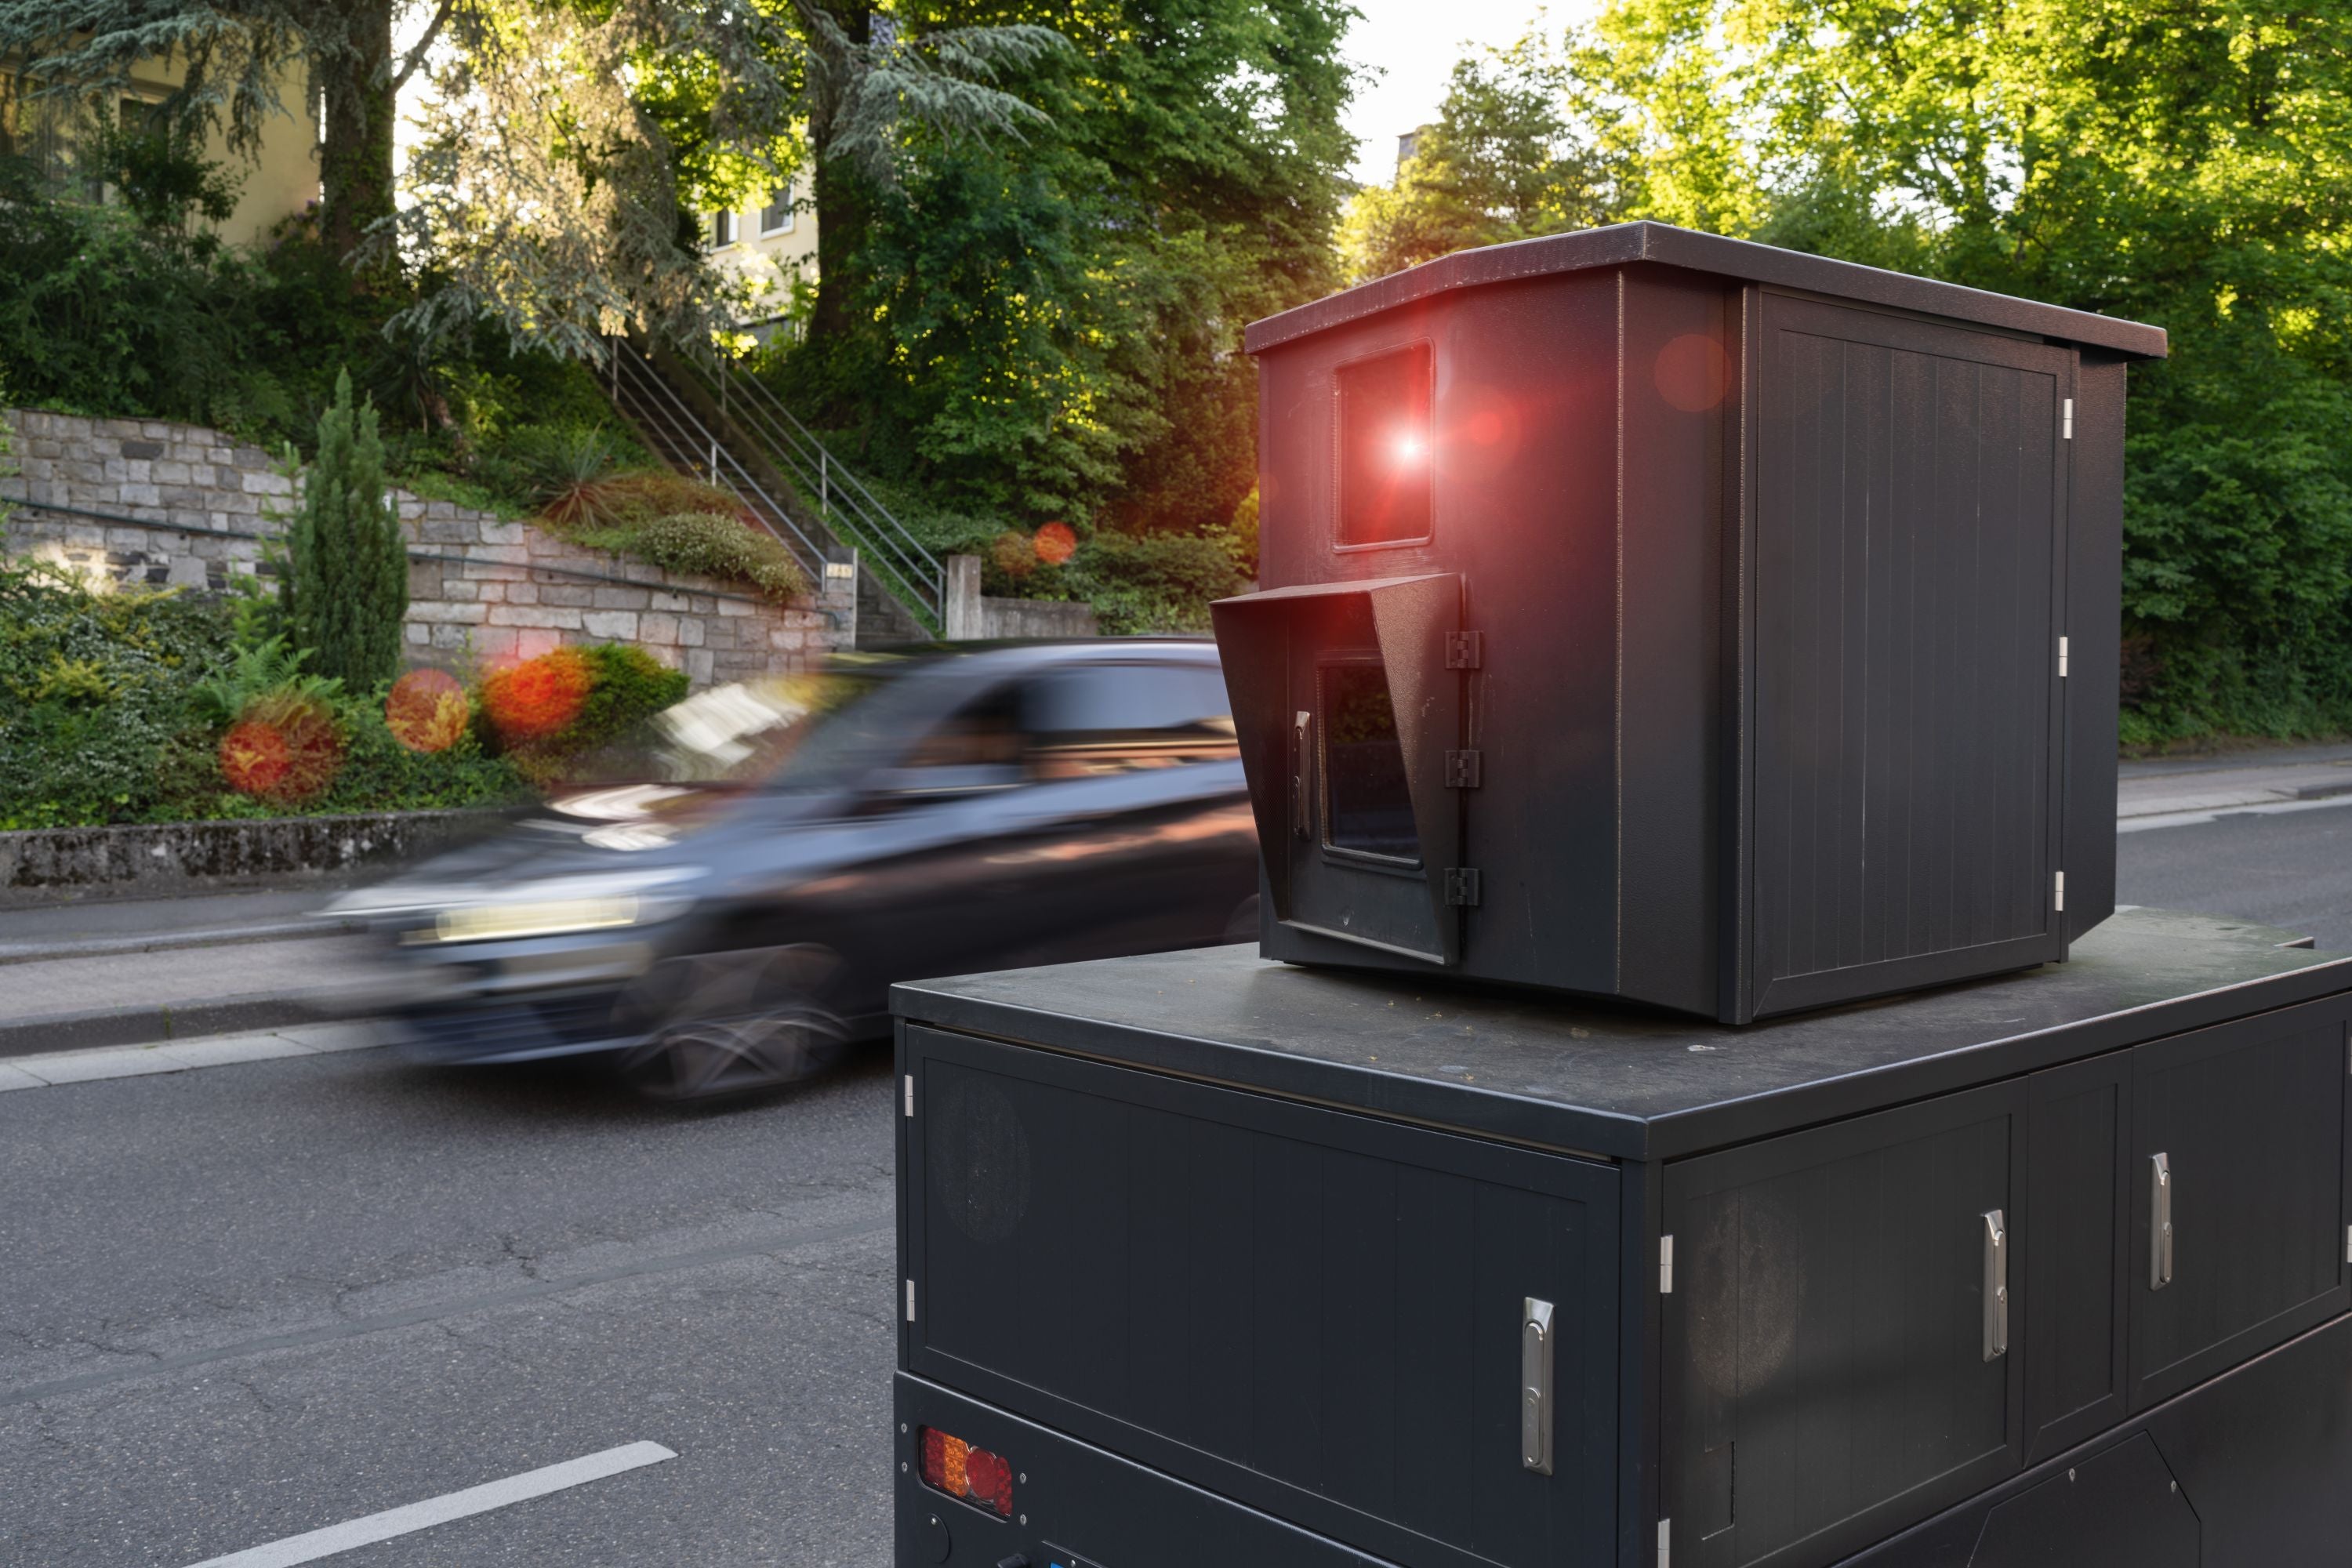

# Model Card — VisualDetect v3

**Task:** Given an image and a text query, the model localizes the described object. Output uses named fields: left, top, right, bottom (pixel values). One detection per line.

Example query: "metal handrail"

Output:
left=603, top=342, right=833, bottom=579
left=667, top=348, right=944, bottom=630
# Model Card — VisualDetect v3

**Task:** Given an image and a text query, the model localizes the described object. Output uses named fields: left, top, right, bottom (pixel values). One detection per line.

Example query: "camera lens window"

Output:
left=1322, top=662, right=1418, bottom=862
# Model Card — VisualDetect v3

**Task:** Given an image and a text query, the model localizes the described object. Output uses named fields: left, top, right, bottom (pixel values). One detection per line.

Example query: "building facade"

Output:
left=703, top=177, right=818, bottom=336
left=0, top=61, right=319, bottom=248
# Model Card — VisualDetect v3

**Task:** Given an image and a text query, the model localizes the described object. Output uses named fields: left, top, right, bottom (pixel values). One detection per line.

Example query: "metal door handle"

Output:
left=1290, top=710, right=1313, bottom=838
left=1521, top=1297, right=1554, bottom=1474
left=1982, top=1210, right=2008, bottom=1361
left=2150, top=1152, right=2173, bottom=1290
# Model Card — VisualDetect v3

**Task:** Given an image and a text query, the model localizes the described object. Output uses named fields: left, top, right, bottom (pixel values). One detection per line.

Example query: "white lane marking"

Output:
left=0, top=1025, right=387, bottom=1092
left=181, top=1441, right=677, bottom=1567
left=2118, top=792, right=2352, bottom=834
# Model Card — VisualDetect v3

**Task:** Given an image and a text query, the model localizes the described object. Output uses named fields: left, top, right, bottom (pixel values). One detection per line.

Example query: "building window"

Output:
left=711, top=209, right=738, bottom=248
left=760, top=187, right=794, bottom=236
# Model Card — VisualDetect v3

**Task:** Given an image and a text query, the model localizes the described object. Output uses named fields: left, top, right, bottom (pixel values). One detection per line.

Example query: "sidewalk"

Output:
left=2118, top=741, right=2352, bottom=826
left=0, top=888, right=378, bottom=1057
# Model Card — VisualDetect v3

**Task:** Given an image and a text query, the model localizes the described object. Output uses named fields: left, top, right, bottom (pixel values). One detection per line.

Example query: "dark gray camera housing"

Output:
left=1214, top=223, right=2166, bottom=1023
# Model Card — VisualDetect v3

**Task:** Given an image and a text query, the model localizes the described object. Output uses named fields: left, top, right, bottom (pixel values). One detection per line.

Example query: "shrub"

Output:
left=479, top=644, right=688, bottom=785
left=0, top=561, right=235, bottom=829
left=481, top=648, right=595, bottom=744
left=385, top=669, right=470, bottom=753
left=631, top=512, right=811, bottom=601
left=219, top=692, right=342, bottom=803
left=282, top=370, right=407, bottom=688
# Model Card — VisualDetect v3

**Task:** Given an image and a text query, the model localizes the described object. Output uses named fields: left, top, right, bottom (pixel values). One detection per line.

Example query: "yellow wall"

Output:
left=704, top=178, right=819, bottom=331
left=1, top=58, right=318, bottom=250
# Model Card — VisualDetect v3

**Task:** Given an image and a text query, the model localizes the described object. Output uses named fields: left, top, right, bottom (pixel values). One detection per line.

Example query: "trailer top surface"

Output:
left=894, top=907, right=2350, bottom=1160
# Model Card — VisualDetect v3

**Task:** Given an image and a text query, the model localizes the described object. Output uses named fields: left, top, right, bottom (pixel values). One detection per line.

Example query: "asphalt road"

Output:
left=0, top=1045, right=898, bottom=1566
left=3, top=801, right=2345, bottom=1568
left=2118, top=799, right=2352, bottom=953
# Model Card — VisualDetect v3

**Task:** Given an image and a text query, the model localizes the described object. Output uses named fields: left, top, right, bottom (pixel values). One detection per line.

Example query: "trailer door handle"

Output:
left=1291, top=710, right=1313, bottom=837
left=1521, top=1297, right=1554, bottom=1474
left=2150, top=1152, right=2173, bottom=1290
left=1982, top=1210, right=2008, bottom=1361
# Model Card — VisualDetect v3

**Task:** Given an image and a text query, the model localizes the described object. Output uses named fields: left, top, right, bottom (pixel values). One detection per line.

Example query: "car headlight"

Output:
left=397, top=867, right=703, bottom=945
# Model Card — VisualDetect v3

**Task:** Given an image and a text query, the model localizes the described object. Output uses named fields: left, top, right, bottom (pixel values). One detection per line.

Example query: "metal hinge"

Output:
left=1658, top=1517, right=1672, bottom=1568
left=1446, top=630, right=1484, bottom=670
left=905, top=1279, right=916, bottom=1323
left=2062, top=398, right=2074, bottom=440
left=1660, top=1234, right=1675, bottom=1294
left=1444, top=867, right=1482, bottom=907
left=2344, top=1225, right=2350, bottom=1265
left=1445, top=748, right=1483, bottom=788
left=2058, top=636, right=2069, bottom=678
left=903, top=1074, right=915, bottom=1117
left=2055, top=870, right=2067, bottom=912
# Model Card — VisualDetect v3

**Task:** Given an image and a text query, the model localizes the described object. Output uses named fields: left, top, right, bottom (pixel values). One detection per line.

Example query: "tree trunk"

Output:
left=804, top=0, right=874, bottom=359
left=318, top=0, right=398, bottom=269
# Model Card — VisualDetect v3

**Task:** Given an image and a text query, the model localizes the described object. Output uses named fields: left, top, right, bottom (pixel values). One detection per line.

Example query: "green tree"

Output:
left=1339, top=37, right=1622, bottom=285
left=282, top=368, right=408, bottom=688
left=1553, top=0, right=2352, bottom=738
left=786, top=0, right=1356, bottom=542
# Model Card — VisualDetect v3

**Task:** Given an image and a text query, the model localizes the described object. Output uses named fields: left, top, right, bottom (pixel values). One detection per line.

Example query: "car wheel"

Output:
left=614, top=944, right=851, bottom=1103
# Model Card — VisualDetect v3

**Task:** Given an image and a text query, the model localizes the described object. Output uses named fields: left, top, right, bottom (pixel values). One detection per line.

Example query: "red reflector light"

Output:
left=916, top=1426, right=1014, bottom=1517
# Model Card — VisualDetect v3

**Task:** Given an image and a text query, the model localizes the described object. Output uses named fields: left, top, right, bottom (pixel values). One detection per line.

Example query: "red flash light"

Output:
left=916, top=1426, right=1014, bottom=1517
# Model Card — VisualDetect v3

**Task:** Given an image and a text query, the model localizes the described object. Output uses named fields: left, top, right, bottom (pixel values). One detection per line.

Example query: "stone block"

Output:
left=241, top=470, right=293, bottom=495
left=690, top=595, right=720, bottom=615
left=470, top=626, right=520, bottom=659
left=167, top=556, right=209, bottom=588
left=470, top=545, right=531, bottom=566
left=717, top=598, right=755, bottom=617
left=539, top=584, right=597, bottom=608
left=677, top=618, right=706, bottom=648
left=643, top=644, right=682, bottom=670
left=461, top=563, right=528, bottom=583
left=592, top=586, right=652, bottom=611
left=472, top=583, right=505, bottom=604
left=152, top=459, right=192, bottom=485
left=406, top=623, right=431, bottom=645
left=488, top=604, right=583, bottom=630
left=118, top=483, right=162, bottom=507
left=768, top=629, right=806, bottom=652
left=515, top=629, right=566, bottom=660
left=650, top=591, right=691, bottom=613
left=582, top=610, right=638, bottom=640
left=638, top=612, right=680, bottom=646
left=407, top=563, right=445, bottom=599
left=410, top=601, right=490, bottom=626
left=475, top=520, right=527, bottom=546
left=419, top=519, right=475, bottom=545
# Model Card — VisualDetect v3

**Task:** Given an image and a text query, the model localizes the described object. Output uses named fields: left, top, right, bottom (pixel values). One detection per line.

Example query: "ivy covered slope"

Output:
left=0, top=560, right=699, bottom=831
left=1345, top=2, right=2352, bottom=744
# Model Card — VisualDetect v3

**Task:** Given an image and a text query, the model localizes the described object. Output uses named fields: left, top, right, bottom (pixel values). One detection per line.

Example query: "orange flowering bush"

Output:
left=481, top=648, right=593, bottom=744
left=1033, top=521, right=1077, bottom=566
left=384, top=669, right=470, bottom=754
left=218, top=693, right=342, bottom=803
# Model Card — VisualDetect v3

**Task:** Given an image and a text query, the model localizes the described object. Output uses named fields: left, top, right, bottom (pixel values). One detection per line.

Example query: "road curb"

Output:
left=0, top=991, right=349, bottom=1059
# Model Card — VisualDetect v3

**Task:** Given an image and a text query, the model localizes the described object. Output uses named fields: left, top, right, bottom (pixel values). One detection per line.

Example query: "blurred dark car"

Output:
left=329, top=641, right=1257, bottom=1098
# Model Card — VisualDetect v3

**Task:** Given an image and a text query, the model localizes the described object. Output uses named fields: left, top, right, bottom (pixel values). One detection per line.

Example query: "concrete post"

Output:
left=942, top=554, right=983, bottom=641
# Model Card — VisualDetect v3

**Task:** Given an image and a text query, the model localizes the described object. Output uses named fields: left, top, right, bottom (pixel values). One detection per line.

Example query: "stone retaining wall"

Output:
left=1, top=408, right=857, bottom=686
left=0, top=811, right=506, bottom=905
